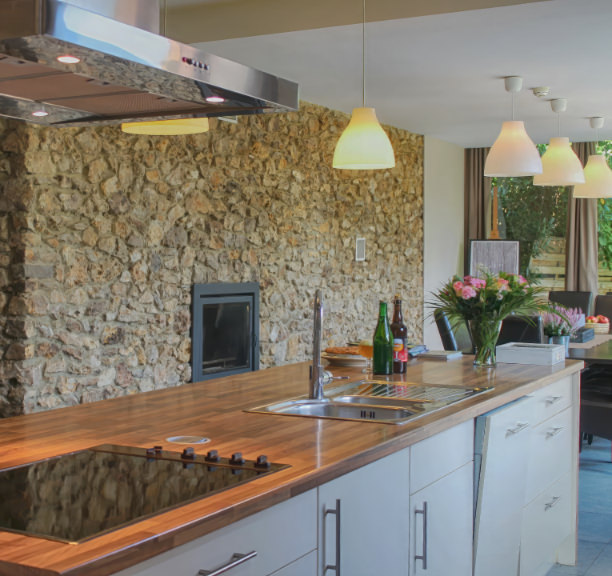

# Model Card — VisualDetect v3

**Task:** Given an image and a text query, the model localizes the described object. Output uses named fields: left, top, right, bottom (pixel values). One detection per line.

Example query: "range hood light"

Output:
left=205, top=96, right=226, bottom=103
left=32, top=109, right=49, bottom=117
left=56, top=54, right=80, bottom=64
left=121, top=117, right=210, bottom=135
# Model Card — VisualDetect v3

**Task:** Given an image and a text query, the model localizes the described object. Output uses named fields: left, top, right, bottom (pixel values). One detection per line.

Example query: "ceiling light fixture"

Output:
left=573, top=117, right=612, bottom=199
left=533, top=99, right=584, bottom=186
left=332, top=0, right=395, bottom=170
left=205, top=96, right=226, bottom=104
left=31, top=108, right=49, bottom=118
left=121, top=117, right=210, bottom=135
left=484, top=76, right=542, bottom=177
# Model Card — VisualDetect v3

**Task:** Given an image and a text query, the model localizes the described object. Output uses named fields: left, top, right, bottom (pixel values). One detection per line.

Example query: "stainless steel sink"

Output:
left=247, top=380, right=493, bottom=425
left=251, top=398, right=419, bottom=423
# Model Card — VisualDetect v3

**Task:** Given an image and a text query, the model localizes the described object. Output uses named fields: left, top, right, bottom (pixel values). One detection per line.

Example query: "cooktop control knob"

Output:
left=146, top=446, right=163, bottom=456
left=255, top=455, right=271, bottom=470
left=181, top=447, right=195, bottom=460
left=205, top=450, right=220, bottom=463
left=229, top=452, right=245, bottom=466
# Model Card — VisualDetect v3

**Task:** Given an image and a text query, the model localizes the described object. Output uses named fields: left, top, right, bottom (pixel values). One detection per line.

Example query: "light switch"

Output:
left=355, top=237, right=366, bottom=261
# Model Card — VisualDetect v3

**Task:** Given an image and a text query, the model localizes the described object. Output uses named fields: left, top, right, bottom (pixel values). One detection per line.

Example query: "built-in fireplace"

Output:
left=191, top=283, right=260, bottom=382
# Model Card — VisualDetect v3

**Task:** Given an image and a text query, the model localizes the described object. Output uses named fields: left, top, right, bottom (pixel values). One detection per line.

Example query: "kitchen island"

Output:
left=0, top=357, right=582, bottom=576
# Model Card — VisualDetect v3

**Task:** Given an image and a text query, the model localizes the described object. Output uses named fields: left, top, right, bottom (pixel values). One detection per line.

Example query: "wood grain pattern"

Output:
left=0, top=358, right=583, bottom=576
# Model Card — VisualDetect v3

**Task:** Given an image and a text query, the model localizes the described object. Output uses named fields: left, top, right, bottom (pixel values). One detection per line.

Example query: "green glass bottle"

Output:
left=373, top=300, right=393, bottom=375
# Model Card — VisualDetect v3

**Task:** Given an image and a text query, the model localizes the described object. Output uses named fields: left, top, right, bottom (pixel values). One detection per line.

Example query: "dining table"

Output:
left=568, top=333, right=612, bottom=364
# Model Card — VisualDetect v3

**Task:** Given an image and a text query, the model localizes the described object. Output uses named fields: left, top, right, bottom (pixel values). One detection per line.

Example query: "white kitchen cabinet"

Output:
left=473, top=373, right=580, bottom=576
left=409, top=420, right=474, bottom=576
left=317, top=448, right=410, bottom=576
left=114, top=489, right=317, bottom=576
left=473, top=396, right=534, bottom=576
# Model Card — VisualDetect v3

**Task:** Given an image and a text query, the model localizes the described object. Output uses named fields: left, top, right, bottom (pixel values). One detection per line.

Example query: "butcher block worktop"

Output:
left=0, top=357, right=583, bottom=576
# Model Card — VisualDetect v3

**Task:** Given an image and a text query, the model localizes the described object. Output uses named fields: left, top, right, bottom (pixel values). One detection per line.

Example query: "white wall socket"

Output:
left=355, top=237, right=366, bottom=261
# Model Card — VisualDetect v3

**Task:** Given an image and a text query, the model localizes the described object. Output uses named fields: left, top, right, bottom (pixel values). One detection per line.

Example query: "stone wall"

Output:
left=0, top=103, right=424, bottom=416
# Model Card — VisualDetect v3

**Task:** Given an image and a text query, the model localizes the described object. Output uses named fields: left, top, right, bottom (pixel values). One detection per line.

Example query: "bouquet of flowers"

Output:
left=429, top=271, right=547, bottom=366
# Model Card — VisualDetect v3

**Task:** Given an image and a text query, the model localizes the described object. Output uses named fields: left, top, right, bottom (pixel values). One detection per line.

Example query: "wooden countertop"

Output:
left=0, top=357, right=583, bottom=576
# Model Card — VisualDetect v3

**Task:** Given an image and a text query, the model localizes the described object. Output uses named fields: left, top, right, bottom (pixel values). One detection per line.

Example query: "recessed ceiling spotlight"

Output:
left=32, top=109, right=49, bottom=117
left=205, top=96, right=225, bottom=103
left=57, top=55, right=80, bottom=64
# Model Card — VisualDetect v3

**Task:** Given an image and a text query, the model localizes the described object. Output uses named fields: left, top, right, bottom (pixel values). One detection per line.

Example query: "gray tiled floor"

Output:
left=546, top=436, right=612, bottom=576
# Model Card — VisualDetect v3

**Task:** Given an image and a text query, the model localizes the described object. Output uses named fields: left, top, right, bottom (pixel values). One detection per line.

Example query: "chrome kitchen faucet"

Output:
left=309, top=290, right=325, bottom=400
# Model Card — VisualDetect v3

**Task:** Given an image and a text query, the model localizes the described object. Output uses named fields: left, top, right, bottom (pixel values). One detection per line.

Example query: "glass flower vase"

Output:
left=468, top=318, right=502, bottom=367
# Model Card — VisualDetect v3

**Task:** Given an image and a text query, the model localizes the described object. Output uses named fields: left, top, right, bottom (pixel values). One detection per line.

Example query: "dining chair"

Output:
left=594, top=294, right=612, bottom=319
left=434, top=310, right=473, bottom=352
left=548, top=290, right=594, bottom=316
left=497, top=315, right=545, bottom=346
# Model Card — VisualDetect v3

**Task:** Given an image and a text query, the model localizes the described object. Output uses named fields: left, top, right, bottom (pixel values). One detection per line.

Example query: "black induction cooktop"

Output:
left=0, top=444, right=288, bottom=543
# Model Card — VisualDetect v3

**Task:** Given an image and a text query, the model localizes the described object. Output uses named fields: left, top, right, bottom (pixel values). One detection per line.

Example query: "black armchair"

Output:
left=497, top=315, right=545, bottom=346
left=548, top=290, right=594, bottom=316
left=434, top=310, right=473, bottom=352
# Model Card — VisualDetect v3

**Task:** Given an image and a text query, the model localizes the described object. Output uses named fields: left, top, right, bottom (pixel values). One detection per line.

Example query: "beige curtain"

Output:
left=464, top=148, right=492, bottom=274
left=567, top=142, right=599, bottom=292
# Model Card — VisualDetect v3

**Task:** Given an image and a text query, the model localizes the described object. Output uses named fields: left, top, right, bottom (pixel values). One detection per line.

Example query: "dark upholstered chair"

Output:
left=594, top=294, right=612, bottom=319
left=497, top=315, right=545, bottom=346
left=434, top=310, right=473, bottom=352
left=580, top=364, right=612, bottom=461
left=548, top=290, right=594, bottom=316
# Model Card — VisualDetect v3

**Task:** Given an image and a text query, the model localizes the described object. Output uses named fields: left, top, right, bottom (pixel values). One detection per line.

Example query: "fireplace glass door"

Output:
left=192, top=283, right=259, bottom=381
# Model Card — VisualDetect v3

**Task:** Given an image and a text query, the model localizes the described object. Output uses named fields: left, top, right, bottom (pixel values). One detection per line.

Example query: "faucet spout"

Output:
left=309, top=289, right=325, bottom=400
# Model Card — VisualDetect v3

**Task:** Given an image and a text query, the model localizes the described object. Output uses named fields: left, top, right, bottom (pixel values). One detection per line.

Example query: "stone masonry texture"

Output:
left=0, top=102, right=424, bottom=416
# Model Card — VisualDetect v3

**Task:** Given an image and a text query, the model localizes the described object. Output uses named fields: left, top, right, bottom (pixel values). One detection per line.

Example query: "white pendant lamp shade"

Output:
left=333, top=107, right=395, bottom=170
left=573, top=155, right=612, bottom=198
left=121, top=117, right=209, bottom=135
left=533, top=137, right=585, bottom=186
left=484, top=121, right=542, bottom=177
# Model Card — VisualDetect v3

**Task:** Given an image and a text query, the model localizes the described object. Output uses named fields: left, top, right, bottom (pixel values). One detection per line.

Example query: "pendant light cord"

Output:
left=362, top=0, right=366, bottom=108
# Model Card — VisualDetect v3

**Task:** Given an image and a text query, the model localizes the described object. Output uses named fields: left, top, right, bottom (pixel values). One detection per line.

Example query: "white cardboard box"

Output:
left=496, top=342, right=565, bottom=365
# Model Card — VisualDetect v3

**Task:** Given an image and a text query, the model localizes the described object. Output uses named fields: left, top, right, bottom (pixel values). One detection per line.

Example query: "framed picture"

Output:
left=469, top=240, right=519, bottom=276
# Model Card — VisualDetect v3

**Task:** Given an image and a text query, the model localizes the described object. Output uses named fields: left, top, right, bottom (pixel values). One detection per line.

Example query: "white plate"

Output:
left=322, top=353, right=368, bottom=367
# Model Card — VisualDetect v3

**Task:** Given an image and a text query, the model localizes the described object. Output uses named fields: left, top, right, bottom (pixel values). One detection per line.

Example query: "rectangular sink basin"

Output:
left=247, top=380, right=493, bottom=425
left=249, top=398, right=420, bottom=424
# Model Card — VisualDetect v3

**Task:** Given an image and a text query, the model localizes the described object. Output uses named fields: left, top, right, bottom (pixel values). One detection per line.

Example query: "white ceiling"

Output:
left=179, top=0, right=612, bottom=148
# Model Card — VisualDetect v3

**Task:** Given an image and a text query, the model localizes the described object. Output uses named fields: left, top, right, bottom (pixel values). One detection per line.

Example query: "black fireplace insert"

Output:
left=191, top=282, right=260, bottom=382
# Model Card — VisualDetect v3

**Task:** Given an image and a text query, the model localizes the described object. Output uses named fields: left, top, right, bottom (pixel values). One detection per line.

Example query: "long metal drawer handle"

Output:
left=506, top=421, right=529, bottom=436
left=415, top=501, right=428, bottom=570
left=546, top=426, right=564, bottom=438
left=544, top=496, right=561, bottom=511
left=546, top=395, right=563, bottom=405
left=198, top=551, right=257, bottom=576
left=324, top=499, right=341, bottom=574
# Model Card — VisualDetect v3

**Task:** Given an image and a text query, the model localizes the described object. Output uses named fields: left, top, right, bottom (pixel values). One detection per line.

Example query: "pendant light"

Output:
left=573, top=117, right=612, bottom=198
left=484, top=76, right=542, bottom=177
left=332, top=0, right=395, bottom=170
left=533, top=99, right=584, bottom=186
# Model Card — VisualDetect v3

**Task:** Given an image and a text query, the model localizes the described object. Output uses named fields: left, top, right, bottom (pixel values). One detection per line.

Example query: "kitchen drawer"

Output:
left=521, top=472, right=572, bottom=576
left=114, top=490, right=317, bottom=576
left=525, top=407, right=572, bottom=505
left=528, top=377, right=572, bottom=425
left=410, top=419, right=473, bottom=494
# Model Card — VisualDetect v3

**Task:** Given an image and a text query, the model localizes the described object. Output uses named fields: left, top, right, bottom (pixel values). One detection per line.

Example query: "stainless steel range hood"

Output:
left=0, top=0, right=299, bottom=127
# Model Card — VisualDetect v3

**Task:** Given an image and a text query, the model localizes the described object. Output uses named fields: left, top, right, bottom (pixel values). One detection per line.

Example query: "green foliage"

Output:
left=495, top=176, right=568, bottom=280
left=594, top=141, right=612, bottom=270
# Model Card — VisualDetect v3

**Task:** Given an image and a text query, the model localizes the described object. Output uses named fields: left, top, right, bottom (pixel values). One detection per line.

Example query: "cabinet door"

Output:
left=409, top=461, right=473, bottom=576
left=473, top=396, right=534, bottom=576
left=318, top=448, right=410, bottom=576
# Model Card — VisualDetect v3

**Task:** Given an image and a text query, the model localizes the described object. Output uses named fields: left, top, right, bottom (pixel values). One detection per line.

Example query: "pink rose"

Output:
left=466, top=276, right=486, bottom=290
left=517, top=275, right=528, bottom=286
left=453, top=281, right=464, bottom=296
left=461, top=285, right=477, bottom=299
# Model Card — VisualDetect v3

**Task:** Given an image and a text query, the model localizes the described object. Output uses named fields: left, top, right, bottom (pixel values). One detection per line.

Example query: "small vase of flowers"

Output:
left=429, top=271, right=546, bottom=367
left=542, top=304, right=582, bottom=356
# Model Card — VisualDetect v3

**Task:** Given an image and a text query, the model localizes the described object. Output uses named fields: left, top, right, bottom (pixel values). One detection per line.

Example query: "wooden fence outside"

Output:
left=529, top=238, right=612, bottom=294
